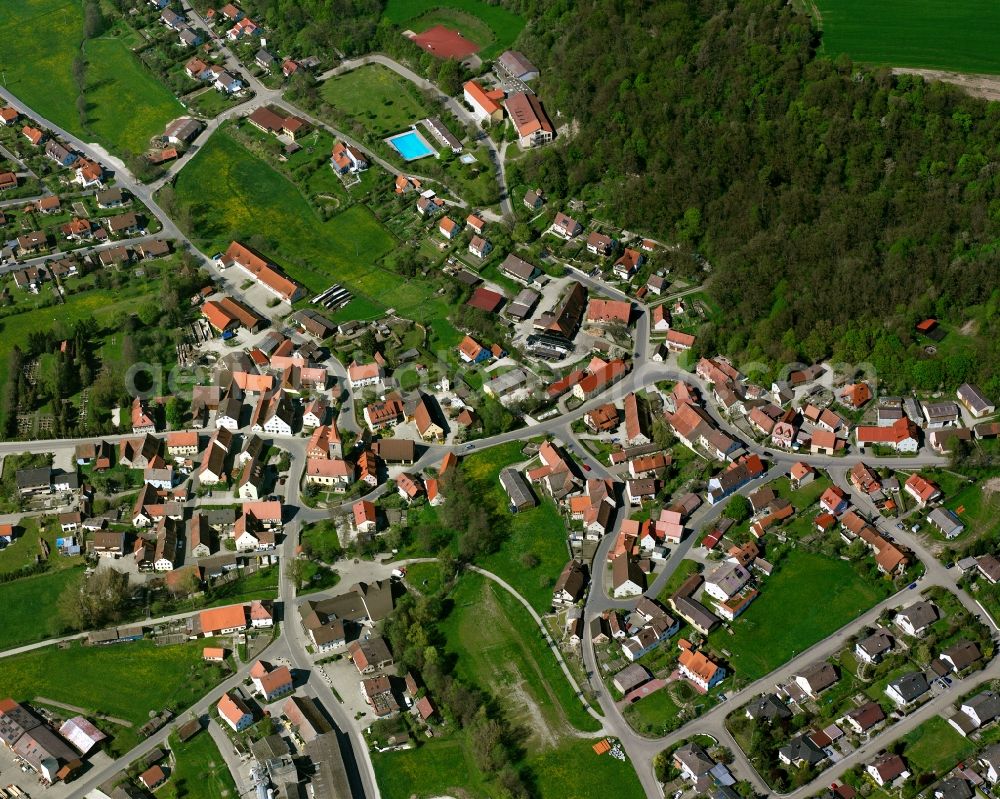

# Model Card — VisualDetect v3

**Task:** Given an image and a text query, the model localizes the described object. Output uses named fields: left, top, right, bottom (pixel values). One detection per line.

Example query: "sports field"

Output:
left=385, top=0, right=524, bottom=59
left=0, top=1, right=183, bottom=155
left=815, top=0, right=1000, bottom=74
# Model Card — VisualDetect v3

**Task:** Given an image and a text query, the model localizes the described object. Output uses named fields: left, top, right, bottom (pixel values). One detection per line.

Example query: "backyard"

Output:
left=160, top=729, right=238, bottom=799
left=319, top=65, right=432, bottom=137
left=708, top=549, right=892, bottom=682
left=902, top=715, right=977, bottom=777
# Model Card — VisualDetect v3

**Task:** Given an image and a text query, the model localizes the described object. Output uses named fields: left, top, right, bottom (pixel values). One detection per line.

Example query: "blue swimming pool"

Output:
left=386, top=129, right=436, bottom=161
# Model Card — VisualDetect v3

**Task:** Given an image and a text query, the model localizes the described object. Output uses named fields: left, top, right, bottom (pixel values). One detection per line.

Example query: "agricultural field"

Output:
left=708, top=549, right=891, bottom=682
left=813, top=0, right=1000, bottom=74
left=1, top=639, right=231, bottom=727
left=160, top=730, right=238, bottom=799
left=384, top=0, right=525, bottom=59
left=319, top=65, right=433, bottom=137
left=0, top=1, right=182, bottom=156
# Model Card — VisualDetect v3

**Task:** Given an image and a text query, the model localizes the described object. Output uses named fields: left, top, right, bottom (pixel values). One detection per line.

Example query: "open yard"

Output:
left=374, top=572, right=626, bottom=799
left=708, top=549, right=891, bottom=682
left=0, top=567, right=82, bottom=651
left=319, top=65, right=432, bottom=137
left=622, top=684, right=686, bottom=736
left=946, top=477, right=1000, bottom=541
left=902, top=715, right=977, bottom=777
left=160, top=730, right=238, bottom=799
left=82, top=36, right=185, bottom=154
left=0, top=1, right=182, bottom=156
left=384, top=0, right=525, bottom=59
left=0, top=1, right=82, bottom=137
left=168, top=128, right=459, bottom=332
left=1, top=639, right=231, bottom=727
left=814, top=0, right=1000, bottom=74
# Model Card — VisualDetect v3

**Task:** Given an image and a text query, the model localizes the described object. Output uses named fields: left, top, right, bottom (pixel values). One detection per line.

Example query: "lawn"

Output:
left=374, top=735, right=491, bottom=799
left=441, top=573, right=600, bottom=739
left=0, top=517, right=83, bottom=575
left=622, top=685, right=685, bottom=737
left=0, top=2, right=182, bottom=156
left=404, top=561, right=445, bottom=596
left=903, top=715, right=977, bottom=777
left=945, top=479, right=1000, bottom=541
left=772, top=474, right=833, bottom=511
left=0, top=567, right=83, bottom=651
left=81, top=36, right=185, bottom=154
left=319, top=64, right=432, bottom=137
left=1, top=639, right=230, bottom=726
left=0, top=1, right=82, bottom=138
left=384, top=0, right=525, bottom=59
left=815, top=0, right=1000, bottom=74
left=527, top=738, right=646, bottom=799
left=708, top=549, right=891, bottom=682
left=160, top=730, right=237, bottom=799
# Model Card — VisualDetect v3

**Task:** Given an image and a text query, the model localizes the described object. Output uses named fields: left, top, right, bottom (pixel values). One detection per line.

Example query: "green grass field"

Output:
left=161, top=730, right=238, bottom=799
left=815, top=0, right=1000, bottom=74
left=903, top=715, right=976, bottom=776
left=708, top=549, right=891, bottom=682
left=384, top=0, right=525, bottom=59
left=0, top=1, right=82, bottom=134
left=440, top=573, right=600, bottom=739
left=2, top=639, right=229, bottom=726
left=374, top=572, right=626, bottom=799
left=169, top=128, right=459, bottom=332
left=0, top=2, right=183, bottom=155
left=622, top=685, right=684, bottom=736
left=320, top=64, right=432, bottom=137
left=0, top=567, right=83, bottom=651
left=464, top=441, right=570, bottom=614
left=82, top=36, right=185, bottom=154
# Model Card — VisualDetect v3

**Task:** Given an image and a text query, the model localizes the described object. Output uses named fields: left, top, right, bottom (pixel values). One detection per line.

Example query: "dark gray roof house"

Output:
left=745, top=694, right=791, bottom=723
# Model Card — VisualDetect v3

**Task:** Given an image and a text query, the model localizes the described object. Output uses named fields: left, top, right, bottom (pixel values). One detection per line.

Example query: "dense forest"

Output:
left=510, top=0, right=1000, bottom=392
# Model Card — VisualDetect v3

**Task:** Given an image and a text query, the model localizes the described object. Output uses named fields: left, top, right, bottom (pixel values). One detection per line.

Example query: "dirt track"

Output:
left=893, top=68, right=1000, bottom=102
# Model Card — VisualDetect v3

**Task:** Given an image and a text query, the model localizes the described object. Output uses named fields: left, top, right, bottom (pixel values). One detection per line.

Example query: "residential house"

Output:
left=218, top=692, right=254, bottom=732
left=894, top=601, right=939, bottom=637
left=885, top=671, right=929, bottom=706
left=794, top=662, right=838, bottom=698
left=904, top=473, right=941, bottom=506
left=678, top=642, right=726, bottom=691
left=613, top=248, right=644, bottom=281
left=552, top=212, right=582, bottom=238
